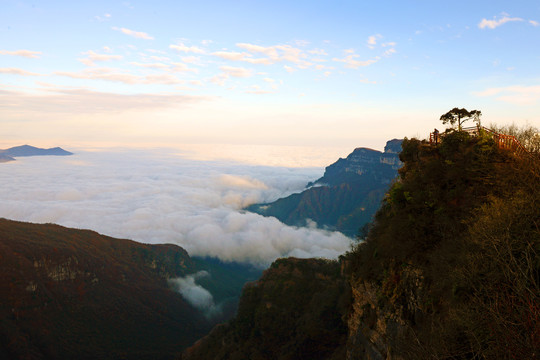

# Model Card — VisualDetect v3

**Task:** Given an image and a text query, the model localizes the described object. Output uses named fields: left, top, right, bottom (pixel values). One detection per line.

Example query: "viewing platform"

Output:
left=430, top=126, right=530, bottom=157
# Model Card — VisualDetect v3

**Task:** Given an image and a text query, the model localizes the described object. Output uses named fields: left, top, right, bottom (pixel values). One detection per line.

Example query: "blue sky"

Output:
left=1, top=0, right=539, bottom=164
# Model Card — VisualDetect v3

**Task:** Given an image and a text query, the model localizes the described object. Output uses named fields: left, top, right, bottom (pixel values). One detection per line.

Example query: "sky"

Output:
left=2, top=0, right=540, bottom=165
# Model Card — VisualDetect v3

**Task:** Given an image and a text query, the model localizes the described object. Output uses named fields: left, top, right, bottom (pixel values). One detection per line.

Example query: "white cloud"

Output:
left=474, top=84, right=540, bottom=105
left=130, top=62, right=170, bottom=69
left=308, top=49, right=328, bottom=56
left=219, top=65, right=253, bottom=78
left=169, top=43, right=205, bottom=54
left=0, top=67, right=43, bottom=76
left=530, top=20, right=539, bottom=27
left=171, top=62, right=198, bottom=73
left=236, top=43, right=312, bottom=67
left=0, top=87, right=209, bottom=114
left=169, top=271, right=221, bottom=318
left=190, top=80, right=204, bottom=86
left=284, top=65, right=296, bottom=73
left=95, top=13, right=112, bottom=22
left=181, top=56, right=200, bottom=64
left=212, top=50, right=272, bottom=65
left=0, top=49, right=42, bottom=58
left=112, top=26, right=154, bottom=40
left=0, top=151, right=351, bottom=266
left=56, top=67, right=184, bottom=85
left=333, top=54, right=380, bottom=69
left=478, top=15, right=524, bottom=29
left=79, top=50, right=123, bottom=66
left=367, top=34, right=382, bottom=49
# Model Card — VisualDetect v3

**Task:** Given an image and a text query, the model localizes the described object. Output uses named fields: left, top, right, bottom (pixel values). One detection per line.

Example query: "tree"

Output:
left=440, top=107, right=481, bottom=130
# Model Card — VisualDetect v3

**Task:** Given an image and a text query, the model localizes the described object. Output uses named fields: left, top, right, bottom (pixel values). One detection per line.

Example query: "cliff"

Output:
left=247, top=139, right=402, bottom=237
left=187, top=131, right=540, bottom=359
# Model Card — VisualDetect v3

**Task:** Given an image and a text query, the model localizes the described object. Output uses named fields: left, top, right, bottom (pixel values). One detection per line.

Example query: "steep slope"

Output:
left=186, top=130, right=539, bottom=359
left=247, top=139, right=402, bottom=237
left=0, top=219, right=210, bottom=359
left=346, top=131, right=540, bottom=359
left=184, top=258, right=349, bottom=360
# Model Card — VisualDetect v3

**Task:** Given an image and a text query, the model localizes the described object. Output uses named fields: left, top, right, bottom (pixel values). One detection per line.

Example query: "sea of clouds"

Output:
left=0, top=149, right=351, bottom=266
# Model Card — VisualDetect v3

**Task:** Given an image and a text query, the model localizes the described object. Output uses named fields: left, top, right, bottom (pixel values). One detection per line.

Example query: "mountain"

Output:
left=246, top=139, right=402, bottom=237
left=184, top=258, right=349, bottom=360
left=0, top=153, right=15, bottom=163
left=0, top=145, right=73, bottom=161
left=0, top=218, right=260, bottom=360
left=184, top=131, right=540, bottom=359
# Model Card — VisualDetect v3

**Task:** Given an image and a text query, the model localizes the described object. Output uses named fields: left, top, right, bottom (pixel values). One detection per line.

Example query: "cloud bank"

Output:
left=0, top=150, right=351, bottom=266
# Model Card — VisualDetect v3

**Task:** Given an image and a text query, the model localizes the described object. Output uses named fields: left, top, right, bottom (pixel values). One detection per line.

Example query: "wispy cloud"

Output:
left=169, top=43, right=205, bottom=54
left=0, top=50, right=42, bottom=58
left=0, top=88, right=210, bottom=114
left=308, top=49, right=328, bottom=56
left=478, top=15, right=524, bottom=29
left=0, top=67, right=43, bottom=76
left=112, top=26, right=154, bottom=40
left=130, top=62, right=169, bottom=69
left=219, top=65, right=253, bottom=78
left=212, top=50, right=272, bottom=65
left=171, top=62, right=198, bottom=73
left=95, top=13, right=112, bottom=22
left=475, top=85, right=540, bottom=105
left=367, top=34, right=382, bottom=49
left=56, top=67, right=182, bottom=85
left=332, top=54, right=380, bottom=69
left=79, top=50, right=123, bottom=66
left=237, top=43, right=312, bottom=68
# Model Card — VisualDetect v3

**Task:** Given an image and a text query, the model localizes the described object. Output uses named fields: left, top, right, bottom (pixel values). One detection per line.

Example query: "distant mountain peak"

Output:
left=0, top=145, right=73, bottom=159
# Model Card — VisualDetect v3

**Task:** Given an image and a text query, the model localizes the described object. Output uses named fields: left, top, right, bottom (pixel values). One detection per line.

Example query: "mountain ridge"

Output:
left=0, top=145, right=73, bottom=162
left=0, top=218, right=260, bottom=359
left=247, top=139, right=402, bottom=237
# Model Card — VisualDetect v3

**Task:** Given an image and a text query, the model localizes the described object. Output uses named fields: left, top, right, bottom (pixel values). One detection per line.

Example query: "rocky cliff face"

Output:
left=247, top=139, right=402, bottom=237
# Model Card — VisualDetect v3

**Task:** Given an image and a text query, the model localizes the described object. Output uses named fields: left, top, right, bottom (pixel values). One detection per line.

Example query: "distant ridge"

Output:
left=0, top=145, right=73, bottom=162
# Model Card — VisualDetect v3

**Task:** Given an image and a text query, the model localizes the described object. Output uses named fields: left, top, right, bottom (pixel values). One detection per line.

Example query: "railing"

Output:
left=429, top=126, right=530, bottom=156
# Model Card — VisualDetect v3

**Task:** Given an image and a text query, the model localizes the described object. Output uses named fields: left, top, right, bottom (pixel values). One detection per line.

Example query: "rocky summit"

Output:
left=247, top=139, right=402, bottom=237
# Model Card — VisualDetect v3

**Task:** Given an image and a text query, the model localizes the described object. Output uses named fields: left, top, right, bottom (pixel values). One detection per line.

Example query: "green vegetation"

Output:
left=439, top=107, right=482, bottom=130
left=349, top=128, right=540, bottom=358
left=184, top=258, right=349, bottom=360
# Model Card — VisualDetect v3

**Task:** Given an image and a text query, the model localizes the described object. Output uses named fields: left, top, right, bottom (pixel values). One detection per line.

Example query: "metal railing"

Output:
left=429, top=126, right=530, bottom=156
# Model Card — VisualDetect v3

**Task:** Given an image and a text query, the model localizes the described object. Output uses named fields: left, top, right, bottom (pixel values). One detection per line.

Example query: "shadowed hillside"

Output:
left=0, top=219, right=210, bottom=359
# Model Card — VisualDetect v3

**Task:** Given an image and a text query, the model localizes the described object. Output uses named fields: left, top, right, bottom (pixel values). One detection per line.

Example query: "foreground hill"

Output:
left=0, top=219, right=260, bottom=360
left=247, top=139, right=402, bottom=237
left=186, top=130, right=540, bottom=359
